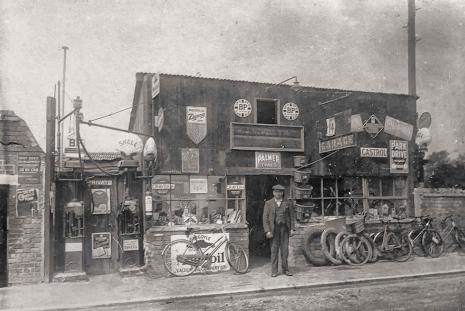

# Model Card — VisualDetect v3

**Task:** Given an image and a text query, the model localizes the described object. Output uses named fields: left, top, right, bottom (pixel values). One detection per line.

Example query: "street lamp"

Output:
left=265, top=76, right=301, bottom=92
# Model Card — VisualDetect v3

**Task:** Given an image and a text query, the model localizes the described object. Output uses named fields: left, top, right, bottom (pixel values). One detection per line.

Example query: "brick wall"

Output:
left=414, top=188, right=465, bottom=229
left=144, top=224, right=249, bottom=277
left=0, top=110, right=45, bottom=286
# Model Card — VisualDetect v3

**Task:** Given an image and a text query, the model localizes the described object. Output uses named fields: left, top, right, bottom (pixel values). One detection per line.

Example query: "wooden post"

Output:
left=408, top=0, right=416, bottom=96
left=44, top=96, right=56, bottom=282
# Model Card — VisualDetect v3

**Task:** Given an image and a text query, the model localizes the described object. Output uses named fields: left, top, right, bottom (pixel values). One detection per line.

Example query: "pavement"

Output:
left=1, top=253, right=465, bottom=311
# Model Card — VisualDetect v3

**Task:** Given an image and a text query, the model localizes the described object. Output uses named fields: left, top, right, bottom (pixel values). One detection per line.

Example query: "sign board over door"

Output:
left=319, top=133, right=356, bottom=153
left=231, top=122, right=304, bottom=152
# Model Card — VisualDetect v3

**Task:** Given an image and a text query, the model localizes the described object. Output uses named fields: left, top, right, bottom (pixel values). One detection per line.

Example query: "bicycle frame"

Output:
left=409, top=217, right=433, bottom=244
left=179, top=229, right=230, bottom=268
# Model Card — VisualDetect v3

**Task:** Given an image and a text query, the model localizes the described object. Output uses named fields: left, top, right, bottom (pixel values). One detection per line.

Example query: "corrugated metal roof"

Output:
left=137, top=72, right=417, bottom=98
left=86, top=152, right=122, bottom=161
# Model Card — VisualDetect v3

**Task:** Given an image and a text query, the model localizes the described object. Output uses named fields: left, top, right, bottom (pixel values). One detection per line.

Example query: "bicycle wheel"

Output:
left=362, top=233, right=379, bottom=263
left=162, top=239, right=200, bottom=276
left=454, top=228, right=465, bottom=251
left=339, top=234, right=372, bottom=266
left=225, top=242, right=249, bottom=274
left=408, top=229, right=427, bottom=257
left=335, top=231, right=349, bottom=262
left=422, top=230, right=445, bottom=258
left=391, top=233, right=412, bottom=262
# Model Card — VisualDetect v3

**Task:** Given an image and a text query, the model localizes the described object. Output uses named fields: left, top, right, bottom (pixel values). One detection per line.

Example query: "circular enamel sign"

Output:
left=233, top=99, right=252, bottom=118
left=282, top=102, right=299, bottom=120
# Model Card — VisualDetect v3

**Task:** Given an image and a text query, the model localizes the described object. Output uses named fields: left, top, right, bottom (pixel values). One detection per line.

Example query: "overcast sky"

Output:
left=1, top=0, right=464, bottom=155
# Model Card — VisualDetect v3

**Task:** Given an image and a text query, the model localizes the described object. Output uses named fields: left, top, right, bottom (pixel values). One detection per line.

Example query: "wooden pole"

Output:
left=44, top=97, right=56, bottom=282
left=408, top=0, right=416, bottom=96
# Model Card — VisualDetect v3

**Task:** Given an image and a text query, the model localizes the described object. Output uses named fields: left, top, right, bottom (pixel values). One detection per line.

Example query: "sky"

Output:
left=1, top=0, right=464, bottom=155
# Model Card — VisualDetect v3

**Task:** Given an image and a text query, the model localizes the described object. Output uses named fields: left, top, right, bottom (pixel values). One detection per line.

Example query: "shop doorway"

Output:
left=246, top=175, right=290, bottom=259
left=0, top=186, right=8, bottom=287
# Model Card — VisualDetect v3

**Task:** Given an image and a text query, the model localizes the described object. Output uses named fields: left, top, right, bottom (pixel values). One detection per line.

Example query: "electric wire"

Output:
left=88, top=106, right=132, bottom=122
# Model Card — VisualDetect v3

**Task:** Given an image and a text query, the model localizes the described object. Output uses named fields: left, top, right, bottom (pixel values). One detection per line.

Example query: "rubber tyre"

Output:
left=335, top=231, right=349, bottom=262
left=391, top=233, right=413, bottom=262
left=321, top=228, right=342, bottom=265
left=303, top=228, right=328, bottom=266
left=339, top=234, right=372, bottom=266
left=455, top=229, right=465, bottom=251
left=225, top=242, right=249, bottom=274
left=162, top=239, right=200, bottom=276
left=422, top=230, right=445, bottom=258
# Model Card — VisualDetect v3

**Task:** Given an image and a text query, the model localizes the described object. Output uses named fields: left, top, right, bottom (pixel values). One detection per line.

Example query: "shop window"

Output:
left=150, top=175, right=245, bottom=226
left=256, top=99, right=278, bottom=124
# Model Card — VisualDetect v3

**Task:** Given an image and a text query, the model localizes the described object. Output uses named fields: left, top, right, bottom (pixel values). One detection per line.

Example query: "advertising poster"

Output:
left=91, top=188, right=111, bottom=214
left=169, top=233, right=230, bottom=274
left=255, top=152, right=281, bottom=169
left=181, top=148, right=200, bottom=173
left=390, top=140, right=409, bottom=173
left=92, top=232, right=111, bottom=259
left=16, top=188, right=39, bottom=217
left=190, top=177, right=208, bottom=194
left=186, top=106, right=207, bottom=144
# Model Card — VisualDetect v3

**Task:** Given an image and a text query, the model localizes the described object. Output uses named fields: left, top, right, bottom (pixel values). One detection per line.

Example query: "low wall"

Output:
left=414, top=188, right=465, bottom=229
left=144, top=224, right=248, bottom=277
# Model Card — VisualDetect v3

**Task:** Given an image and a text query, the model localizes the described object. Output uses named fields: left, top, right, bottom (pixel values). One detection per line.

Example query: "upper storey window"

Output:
left=256, top=99, right=279, bottom=124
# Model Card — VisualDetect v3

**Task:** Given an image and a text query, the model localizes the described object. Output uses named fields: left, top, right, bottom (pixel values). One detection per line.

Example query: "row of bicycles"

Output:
left=319, top=214, right=465, bottom=266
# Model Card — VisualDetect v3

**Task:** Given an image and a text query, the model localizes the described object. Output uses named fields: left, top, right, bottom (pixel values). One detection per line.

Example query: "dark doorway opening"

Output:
left=0, top=185, right=8, bottom=287
left=246, top=175, right=290, bottom=261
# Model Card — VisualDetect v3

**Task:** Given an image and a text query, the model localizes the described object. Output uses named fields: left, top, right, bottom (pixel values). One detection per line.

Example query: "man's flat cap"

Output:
left=272, top=184, right=285, bottom=191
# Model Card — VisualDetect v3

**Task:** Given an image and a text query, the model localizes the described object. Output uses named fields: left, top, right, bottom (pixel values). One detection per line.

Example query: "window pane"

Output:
left=367, top=177, right=381, bottom=197
left=381, top=177, right=394, bottom=196
left=394, top=177, right=407, bottom=197
left=323, top=178, right=337, bottom=198
left=338, top=177, right=363, bottom=198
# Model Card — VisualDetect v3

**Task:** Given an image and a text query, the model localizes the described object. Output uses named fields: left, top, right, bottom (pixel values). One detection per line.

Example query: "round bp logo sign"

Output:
left=282, top=102, right=299, bottom=120
left=234, top=99, right=252, bottom=118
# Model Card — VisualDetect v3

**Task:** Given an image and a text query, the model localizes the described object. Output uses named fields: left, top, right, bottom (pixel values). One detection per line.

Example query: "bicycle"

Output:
left=338, top=213, right=374, bottom=266
left=438, top=215, right=465, bottom=252
left=407, top=215, right=444, bottom=258
left=161, top=225, right=249, bottom=276
left=372, top=218, right=412, bottom=262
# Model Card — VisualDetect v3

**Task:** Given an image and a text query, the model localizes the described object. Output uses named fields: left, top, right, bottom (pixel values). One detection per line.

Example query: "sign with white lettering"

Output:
left=384, top=116, right=414, bottom=141
left=87, top=179, right=112, bottom=186
left=152, top=180, right=176, bottom=195
left=234, top=99, right=252, bottom=118
left=186, top=106, right=207, bottom=144
left=255, top=152, right=281, bottom=169
left=190, top=177, right=208, bottom=194
left=16, top=188, right=39, bottom=217
left=170, top=233, right=230, bottom=274
left=360, top=147, right=388, bottom=158
left=390, top=140, right=409, bottom=173
left=319, top=134, right=356, bottom=154
left=123, top=239, right=139, bottom=251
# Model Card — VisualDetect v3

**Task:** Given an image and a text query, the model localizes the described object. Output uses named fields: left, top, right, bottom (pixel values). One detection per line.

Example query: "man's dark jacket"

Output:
left=263, top=199, right=295, bottom=234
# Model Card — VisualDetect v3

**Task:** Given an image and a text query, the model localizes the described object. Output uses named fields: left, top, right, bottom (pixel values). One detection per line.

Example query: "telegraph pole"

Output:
left=60, top=46, right=69, bottom=170
left=408, top=0, right=416, bottom=96
left=44, top=96, right=56, bottom=282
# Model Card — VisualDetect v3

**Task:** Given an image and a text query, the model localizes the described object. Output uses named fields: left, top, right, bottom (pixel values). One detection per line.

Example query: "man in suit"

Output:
left=263, top=184, right=296, bottom=277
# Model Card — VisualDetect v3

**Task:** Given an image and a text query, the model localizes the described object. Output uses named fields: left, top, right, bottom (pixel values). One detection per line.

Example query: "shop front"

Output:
left=129, top=73, right=418, bottom=274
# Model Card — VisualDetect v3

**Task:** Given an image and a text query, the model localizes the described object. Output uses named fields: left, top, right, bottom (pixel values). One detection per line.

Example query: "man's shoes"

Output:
left=271, top=273, right=278, bottom=277
left=284, top=271, right=293, bottom=276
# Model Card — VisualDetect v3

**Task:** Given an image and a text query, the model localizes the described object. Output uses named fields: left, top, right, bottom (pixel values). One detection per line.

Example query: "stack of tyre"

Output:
left=293, top=170, right=314, bottom=223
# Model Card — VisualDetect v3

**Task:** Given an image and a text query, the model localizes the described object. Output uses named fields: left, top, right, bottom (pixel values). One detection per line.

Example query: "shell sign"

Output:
left=116, top=133, right=143, bottom=157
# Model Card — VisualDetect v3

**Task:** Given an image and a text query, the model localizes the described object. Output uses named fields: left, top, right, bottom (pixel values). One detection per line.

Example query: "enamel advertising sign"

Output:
left=255, top=152, right=282, bottom=169
left=384, top=116, right=414, bottom=141
left=186, top=106, right=207, bottom=144
left=390, top=140, right=409, bottom=173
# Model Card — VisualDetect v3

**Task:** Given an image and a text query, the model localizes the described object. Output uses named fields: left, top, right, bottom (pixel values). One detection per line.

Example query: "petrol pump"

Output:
left=63, top=199, right=85, bottom=273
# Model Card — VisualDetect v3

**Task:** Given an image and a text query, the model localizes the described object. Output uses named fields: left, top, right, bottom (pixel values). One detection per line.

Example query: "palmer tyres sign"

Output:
left=255, top=152, right=281, bottom=169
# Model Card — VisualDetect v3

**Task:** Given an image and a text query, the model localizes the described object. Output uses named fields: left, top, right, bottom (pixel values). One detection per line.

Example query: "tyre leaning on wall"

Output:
left=320, top=228, right=342, bottom=265
left=303, top=227, right=328, bottom=266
